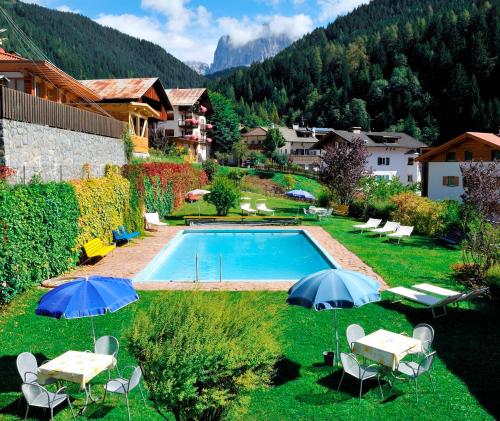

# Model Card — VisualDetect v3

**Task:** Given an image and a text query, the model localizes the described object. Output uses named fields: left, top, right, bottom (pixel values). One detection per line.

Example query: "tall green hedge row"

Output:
left=0, top=182, right=80, bottom=304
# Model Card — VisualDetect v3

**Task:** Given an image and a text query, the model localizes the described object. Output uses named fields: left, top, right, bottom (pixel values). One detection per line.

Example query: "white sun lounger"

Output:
left=256, top=202, right=275, bottom=215
left=353, top=218, right=382, bottom=233
left=370, top=221, right=400, bottom=237
left=387, top=286, right=463, bottom=318
left=144, top=212, right=168, bottom=230
left=413, top=283, right=461, bottom=297
left=387, top=225, right=414, bottom=243
left=241, top=203, right=257, bottom=215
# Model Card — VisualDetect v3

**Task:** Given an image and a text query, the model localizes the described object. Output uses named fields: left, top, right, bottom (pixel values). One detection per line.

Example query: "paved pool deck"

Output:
left=63, top=225, right=387, bottom=291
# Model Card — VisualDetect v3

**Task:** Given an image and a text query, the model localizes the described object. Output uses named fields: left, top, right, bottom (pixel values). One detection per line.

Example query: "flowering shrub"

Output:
left=0, top=166, right=16, bottom=182
left=390, top=192, right=445, bottom=235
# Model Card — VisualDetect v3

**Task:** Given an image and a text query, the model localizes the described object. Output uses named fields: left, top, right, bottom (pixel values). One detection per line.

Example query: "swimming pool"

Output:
left=134, top=229, right=339, bottom=282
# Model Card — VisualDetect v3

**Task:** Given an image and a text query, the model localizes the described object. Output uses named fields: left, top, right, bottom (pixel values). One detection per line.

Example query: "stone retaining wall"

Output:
left=0, top=119, right=126, bottom=182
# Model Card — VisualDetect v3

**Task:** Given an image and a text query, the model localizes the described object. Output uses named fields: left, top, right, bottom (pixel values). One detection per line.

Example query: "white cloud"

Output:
left=56, top=5, right=80, bottom=14
left=218, top=14, right=313, bottom=47
left=317, top=0, right=370, bottom=22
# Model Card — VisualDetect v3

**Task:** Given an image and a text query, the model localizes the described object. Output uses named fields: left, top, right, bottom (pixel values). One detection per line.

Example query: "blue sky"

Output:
left=26, top=0, right=369, bottom=63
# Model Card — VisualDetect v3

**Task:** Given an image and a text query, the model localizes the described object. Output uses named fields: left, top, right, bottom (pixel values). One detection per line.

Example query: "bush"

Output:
left=0, top=181, right=80, bottom=304
left=360, top=176, right=417, bottom=201
left=122, top=130, right=134, bottom=162
left=227, top=168, right=245, bottom=187
left=144, top=176, right=174, bottom=218
left=439, top=200, right=462, bottom=233
left=202, top=160, right=220, bottom=181
left=390, top=192, right=445, bottom=235
left=205, top=177, right=239, bottom=216
left=71, top=171, right=131, bottom=249
left=485, top=264, right=500, bottom=300
left=349, top=198, right=396, bottom=220
left=126, top=292, right=281, bottom=421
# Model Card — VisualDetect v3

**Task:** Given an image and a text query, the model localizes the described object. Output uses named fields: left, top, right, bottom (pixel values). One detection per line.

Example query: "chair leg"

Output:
left=377, top=375, right=385, bottom=400
left=428, top=372, right=436, bottom=393
left=414, top=378, right=419, bottom=403
left=50, top=407, right=54, bottom=421
left=68, top=397, right=76, bottom=421
left=337, top=371, right=345, bottom=391
left=138, top=383, right=147, bottom=406
left=24, top=403, right=29, bottom=420
left=125, top=393, right=131, bottom=421
left=359, top=379, right=363, bottom=402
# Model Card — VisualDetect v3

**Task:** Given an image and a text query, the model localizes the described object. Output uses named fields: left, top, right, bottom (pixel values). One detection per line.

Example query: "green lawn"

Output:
left=0, top=204, right=498, bottom=420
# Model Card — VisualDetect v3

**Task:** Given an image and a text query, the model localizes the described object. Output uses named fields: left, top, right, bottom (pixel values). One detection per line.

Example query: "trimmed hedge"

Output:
left=71, top=171, right=133, bottom=249
left=0, top=181, right=80, bottom=305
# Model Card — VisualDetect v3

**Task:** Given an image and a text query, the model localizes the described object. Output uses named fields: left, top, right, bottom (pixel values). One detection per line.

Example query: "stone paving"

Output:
left=64, top=225, right=387, bottom=291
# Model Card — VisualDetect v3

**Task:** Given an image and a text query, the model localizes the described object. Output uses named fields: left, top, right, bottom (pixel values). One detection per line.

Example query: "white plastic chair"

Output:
left=396, top=351, right=436, bottom=402
left=346, top=324, right=365, bottom=351
left=353, top=218, right=382, bottom=233
left=338, top=353, right=384, bottom=401
left=387, top=225, right=414, bottom=243
left=94, top=336, right=120, bottom=377
left=240, top=203, right=257, bottom=215
left=22, top=382, right=75, bottom=421
left=144, top=213, right=168, bottom=230
left=103, top=366, right=147, bottom=421
left=256, top=202, right=275, bottom=215
left=16, top=352, right=56, bottom=386
left=413, top=323, right=434, bottom=355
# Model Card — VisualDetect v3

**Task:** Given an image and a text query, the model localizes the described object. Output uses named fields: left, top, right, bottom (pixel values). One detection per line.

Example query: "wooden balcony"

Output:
left=290, top=155, right=321, bottom=166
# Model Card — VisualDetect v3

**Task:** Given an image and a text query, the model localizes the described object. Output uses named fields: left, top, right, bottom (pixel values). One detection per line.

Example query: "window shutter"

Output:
left=386, top=158, right=390, bottom=165
left=454, top=176, right=459, bottom=186
left=442, top=176, right=447, bottom=186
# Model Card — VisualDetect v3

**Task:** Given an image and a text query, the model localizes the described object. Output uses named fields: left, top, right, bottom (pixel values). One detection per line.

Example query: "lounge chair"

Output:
left=457, top=287, right=489, bottom=309
left=387, top=225, right=414, bottom=243
left=256, top=202, right=275, bottom=215
left=241, top=203, right=257, bottom=215
left=353, top=218, right=382, bottom=233
left=387, top=286, right=463, bottom=318
left=370, top=221, right=400, bottom=237
left=412, top=283, right=461, bottom=297
left=144, top=213, right=168, bottom=231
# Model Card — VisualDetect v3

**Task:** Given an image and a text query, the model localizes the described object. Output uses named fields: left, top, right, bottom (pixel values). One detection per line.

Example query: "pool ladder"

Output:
left=195, top=253, right=223, bottom=282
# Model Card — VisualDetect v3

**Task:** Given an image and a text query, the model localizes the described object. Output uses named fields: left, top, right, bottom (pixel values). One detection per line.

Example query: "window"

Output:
left=407, top=157, right=415, bottom=166
left=408, top=175, right=414, bottom=183
left=164, top=129, right=174, bottom=137
left=443, top=176, right=459, bottom=187
left=445, top=151, right=456, bottom=162
left=492, top=150, right=500, bottom=161
left=377, top=157, right=390, bottom=166
left=376, top=175, right=390, bottom=181
left=465, top=151, right=473, bottom=161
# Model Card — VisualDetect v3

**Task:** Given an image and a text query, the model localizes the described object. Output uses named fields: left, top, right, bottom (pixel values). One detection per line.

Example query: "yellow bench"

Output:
left=83, top=238, right=115, bottom=260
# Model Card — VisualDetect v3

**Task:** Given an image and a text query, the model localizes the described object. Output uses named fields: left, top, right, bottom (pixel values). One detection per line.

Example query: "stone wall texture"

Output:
left=0, top=119, right=126, bottom=183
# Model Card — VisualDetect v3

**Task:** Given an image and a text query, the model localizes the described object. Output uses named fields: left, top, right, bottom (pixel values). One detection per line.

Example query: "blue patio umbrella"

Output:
left=287, top=269, right=381, bottom=366
left=36, top=276, right=139, bottom=342
left=286, top=190, right=316, bottom=200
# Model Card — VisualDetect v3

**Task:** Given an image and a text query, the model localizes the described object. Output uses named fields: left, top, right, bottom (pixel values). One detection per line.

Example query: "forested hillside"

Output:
left=0, top=0, right=206, bottom=88
left=212, top=0, right=500, bottom=144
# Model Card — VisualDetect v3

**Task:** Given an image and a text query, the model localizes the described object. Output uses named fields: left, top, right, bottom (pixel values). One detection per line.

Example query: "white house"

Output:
left=157, top=88, right=212, bottom=162
left=312, top=127, right=427, bottom=185
left=417, top=132, right=500, bottom=201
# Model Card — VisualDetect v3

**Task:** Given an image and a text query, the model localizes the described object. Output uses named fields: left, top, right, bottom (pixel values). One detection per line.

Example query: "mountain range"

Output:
left=186, top=34, right=293, bottom=75
left=0, top=0, right=205, bottom=88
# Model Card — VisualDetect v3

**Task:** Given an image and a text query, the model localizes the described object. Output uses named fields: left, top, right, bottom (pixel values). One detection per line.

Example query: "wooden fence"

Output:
left=0, top=86, right=125, bottom=139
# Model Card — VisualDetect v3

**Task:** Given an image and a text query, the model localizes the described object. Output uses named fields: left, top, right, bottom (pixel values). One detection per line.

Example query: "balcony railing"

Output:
left=0, top=86, right=125, bottom=138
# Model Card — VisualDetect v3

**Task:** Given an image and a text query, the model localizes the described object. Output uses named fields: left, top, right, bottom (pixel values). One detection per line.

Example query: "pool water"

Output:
left=135, top=230, right=338, bottom=282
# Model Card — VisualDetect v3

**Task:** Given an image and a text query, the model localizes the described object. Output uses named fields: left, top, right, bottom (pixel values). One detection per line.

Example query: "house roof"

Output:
left=279, top=127, right=318, bottom=144
left=242, top=126, right=268, bottom=137
left=0, top=54, right=101, bottom=101
left=79, top=78, right=159, bottom=100
left=166, top=88, right=207, bottom=106
left=417, top=132, right=500, bottom=162
left=312, top=129, right=427, bottom=150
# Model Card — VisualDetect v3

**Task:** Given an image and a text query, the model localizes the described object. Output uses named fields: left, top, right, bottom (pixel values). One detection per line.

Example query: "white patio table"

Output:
left=352, top=329, right=422, bottom=370
left=38, top=350, right=115, bottom=413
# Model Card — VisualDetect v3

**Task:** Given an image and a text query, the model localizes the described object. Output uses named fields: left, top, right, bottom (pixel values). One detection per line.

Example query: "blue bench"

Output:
left=113, top=226, right=140, bottom=244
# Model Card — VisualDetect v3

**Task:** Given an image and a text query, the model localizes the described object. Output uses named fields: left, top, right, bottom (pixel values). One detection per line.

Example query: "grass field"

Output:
left=0, top=198, right=497, bottom=420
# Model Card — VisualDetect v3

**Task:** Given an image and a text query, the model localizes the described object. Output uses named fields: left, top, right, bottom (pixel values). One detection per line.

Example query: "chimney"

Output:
left=351, top=127, right=362, bottom=134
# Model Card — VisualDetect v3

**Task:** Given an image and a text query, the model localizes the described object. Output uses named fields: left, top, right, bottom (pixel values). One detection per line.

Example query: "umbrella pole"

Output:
left=90, top=317, right=96, bottom=344
left=334, top=309, right=339, bottom=367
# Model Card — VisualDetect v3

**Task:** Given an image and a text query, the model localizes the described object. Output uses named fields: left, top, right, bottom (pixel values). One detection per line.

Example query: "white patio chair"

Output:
left=144, top=213, right=168, bottom=231
left=387, top=225, right=414, bottom=243
left=338, top=353, right=384, bottom=401
left=256, top=202, right=275, bottom=215
left=402, top=323, right=434, bottom=357
left=353, top=218, right=382, bottom=233
left=241, top=203, right=257, bottom=215
left=22, top=382, right=75, bottom=421
left=94, top=336, right=120, bottom=377
left=16, top=352, right=56, bottom=386
left=346, top=324, right=365, bottom=351
left=370, top=221, right=400, bottom=237
left=318, top=208, right=333, bottom=219
left=387, top=286, right=463, bottom=318
left=395, top=351, right=437, bottom=402
left=103, top=366, right=147, bottom=421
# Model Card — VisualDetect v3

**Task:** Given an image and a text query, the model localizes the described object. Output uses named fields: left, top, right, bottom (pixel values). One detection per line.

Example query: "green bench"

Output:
left=83, top=238, right=116, bottom=260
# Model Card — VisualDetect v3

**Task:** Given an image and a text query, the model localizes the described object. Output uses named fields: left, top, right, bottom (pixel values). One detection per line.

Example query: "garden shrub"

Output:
left=144, top=176, right=174, bottom=218
left=0, top=181, right=80, bottom=304
left=205, top=176, right=239, bottom=216
left=202, top=159, right=220, bottom=181
left=349, top=198, right=396, bottom=220
left=71, top=171, right=131, bottom=249
left=485, top=264, right=500, bottom=300
left=126, top=292, right=282, bottom=421
left=391, top=192, right=445, bottom=235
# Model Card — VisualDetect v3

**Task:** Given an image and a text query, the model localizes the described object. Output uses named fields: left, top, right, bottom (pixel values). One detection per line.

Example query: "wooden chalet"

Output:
left=79, top=78, right=172, bottom=155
